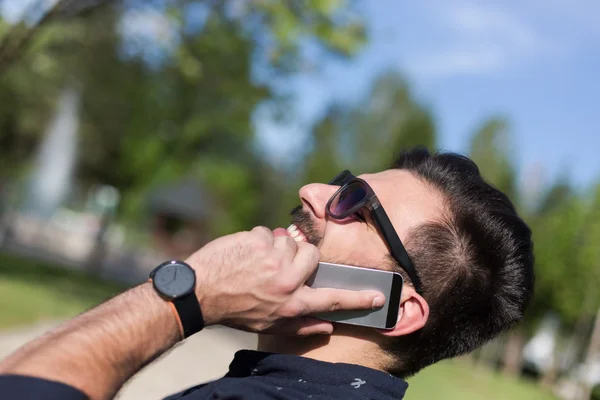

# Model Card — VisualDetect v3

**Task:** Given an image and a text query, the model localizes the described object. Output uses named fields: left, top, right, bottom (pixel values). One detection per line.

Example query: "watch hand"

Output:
left=166, top=270, right=176, bottom=284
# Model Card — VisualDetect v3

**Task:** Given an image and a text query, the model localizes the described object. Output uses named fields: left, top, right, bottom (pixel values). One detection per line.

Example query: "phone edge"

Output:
left=385, top=273, right=404, bottom=329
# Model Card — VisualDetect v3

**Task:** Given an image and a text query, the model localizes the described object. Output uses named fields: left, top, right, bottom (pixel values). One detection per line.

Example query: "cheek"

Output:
left=320, top=223, right=389, bottom=267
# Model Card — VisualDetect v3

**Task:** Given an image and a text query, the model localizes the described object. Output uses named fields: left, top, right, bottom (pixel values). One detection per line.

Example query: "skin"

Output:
left=259, top=169, right=444, bottom=370
left=0, top=169, right=444, bottom=399
left=0, top=231, right=383, bottom=399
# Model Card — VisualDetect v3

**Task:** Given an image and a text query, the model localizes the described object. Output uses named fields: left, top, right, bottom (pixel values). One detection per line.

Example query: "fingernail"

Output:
left=372, top=296, right=385, bottom=308
left=318, top=326, right=334, bottom=335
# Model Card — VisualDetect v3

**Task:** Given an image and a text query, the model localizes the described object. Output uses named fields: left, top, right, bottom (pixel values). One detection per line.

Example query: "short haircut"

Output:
left=386, top=147, right=535, bottom=377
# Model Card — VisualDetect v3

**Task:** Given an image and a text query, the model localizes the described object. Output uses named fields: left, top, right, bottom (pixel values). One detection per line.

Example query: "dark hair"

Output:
left=386, top=146, right=535, bottom=377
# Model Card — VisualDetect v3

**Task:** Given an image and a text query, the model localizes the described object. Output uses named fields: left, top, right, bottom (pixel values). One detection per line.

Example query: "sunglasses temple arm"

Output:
left=371, top=207, right=423, bottom=293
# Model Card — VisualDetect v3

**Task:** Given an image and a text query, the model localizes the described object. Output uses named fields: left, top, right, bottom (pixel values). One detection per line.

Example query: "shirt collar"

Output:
left=227, top=350, right=408, bottom=399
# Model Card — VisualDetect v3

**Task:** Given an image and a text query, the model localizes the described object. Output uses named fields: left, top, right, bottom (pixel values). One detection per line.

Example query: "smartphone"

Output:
left=305, top=262, right=403, bottom=329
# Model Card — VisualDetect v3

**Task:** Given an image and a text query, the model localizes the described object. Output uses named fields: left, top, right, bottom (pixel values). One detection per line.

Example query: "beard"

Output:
left=289, top=205, right=323, bottom=247
left=289, top=205, right=366, bottom=268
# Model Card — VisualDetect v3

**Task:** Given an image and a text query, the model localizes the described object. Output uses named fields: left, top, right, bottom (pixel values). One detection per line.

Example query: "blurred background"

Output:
left=0, top=0, right=598, bottom=399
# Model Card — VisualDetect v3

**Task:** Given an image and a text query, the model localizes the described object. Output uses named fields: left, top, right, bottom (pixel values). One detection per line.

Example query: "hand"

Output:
left=185, top=226, right=385, bottom=336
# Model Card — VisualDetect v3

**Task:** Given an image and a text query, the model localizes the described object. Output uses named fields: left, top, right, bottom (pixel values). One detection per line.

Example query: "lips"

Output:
left=286, top=224, right=308, bottom=242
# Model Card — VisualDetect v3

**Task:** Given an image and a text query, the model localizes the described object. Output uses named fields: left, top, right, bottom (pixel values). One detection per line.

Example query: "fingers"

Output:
left=250, top=226, right=274, bottom=246
left=296, top=286, right=386, bottom=315
left=273, top=235, right=298, bottom=262
left=289, top=241, right=320, bottom=283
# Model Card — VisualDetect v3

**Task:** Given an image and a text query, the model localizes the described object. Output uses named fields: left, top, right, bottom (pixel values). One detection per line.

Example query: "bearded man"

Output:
left=0, top=147, right=534, bottom=400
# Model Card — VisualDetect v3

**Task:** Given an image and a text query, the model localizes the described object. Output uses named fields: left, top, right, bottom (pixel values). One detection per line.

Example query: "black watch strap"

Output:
left=173, top=293, right=204, bottom=338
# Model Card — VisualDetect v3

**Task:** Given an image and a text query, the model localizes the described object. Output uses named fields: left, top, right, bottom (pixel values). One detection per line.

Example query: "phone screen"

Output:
left=306, top=262, right=403, bottom=329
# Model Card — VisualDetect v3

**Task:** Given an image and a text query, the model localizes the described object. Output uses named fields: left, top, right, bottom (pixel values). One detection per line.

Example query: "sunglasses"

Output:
left=326, top=170, right=423, bottom=294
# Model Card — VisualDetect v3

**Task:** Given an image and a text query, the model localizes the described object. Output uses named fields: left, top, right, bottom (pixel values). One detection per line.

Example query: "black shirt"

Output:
left=0, top=350, right=408, bottom=399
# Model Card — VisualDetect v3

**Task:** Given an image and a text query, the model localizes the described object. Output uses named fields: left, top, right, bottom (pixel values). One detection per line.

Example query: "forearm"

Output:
left=0, top=282, right=180, bottom=400
left=0, top=227, right=381, bottom=400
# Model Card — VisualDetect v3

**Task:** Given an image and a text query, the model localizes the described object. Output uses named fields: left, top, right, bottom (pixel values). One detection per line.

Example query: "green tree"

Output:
left=349, top=72, right=436, bottom=173
left=0, top=0, right=369, bottom=234
left=300, top=70, right=437, bottom=188
left=573, top=184, right=600, bottom=399
left=468, top=117, right=518, bottom=203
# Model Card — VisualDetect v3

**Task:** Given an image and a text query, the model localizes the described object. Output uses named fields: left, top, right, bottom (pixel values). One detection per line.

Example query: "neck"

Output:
left=257, top=324, right=391, bottom=372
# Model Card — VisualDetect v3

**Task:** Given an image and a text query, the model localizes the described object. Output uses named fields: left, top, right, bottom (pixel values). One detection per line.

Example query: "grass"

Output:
left=0, top=252, right=127, bottom=329
left=407, top=359, right=558, bottom=400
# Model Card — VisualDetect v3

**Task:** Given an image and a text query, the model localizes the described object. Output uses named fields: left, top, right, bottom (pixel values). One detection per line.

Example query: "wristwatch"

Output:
left=149, top=260, right=204, bottom=339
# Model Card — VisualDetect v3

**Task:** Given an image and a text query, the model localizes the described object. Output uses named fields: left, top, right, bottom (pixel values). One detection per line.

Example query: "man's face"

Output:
left=288, top=169, right=445, bottom=271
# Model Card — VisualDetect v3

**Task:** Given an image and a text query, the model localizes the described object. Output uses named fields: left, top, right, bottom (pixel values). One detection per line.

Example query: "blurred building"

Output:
left=147, top=178, right=215, bottom=260
left=23, top=87, right=80, bottom=219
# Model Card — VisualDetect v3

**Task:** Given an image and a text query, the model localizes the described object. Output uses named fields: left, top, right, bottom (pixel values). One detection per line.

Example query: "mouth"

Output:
left=287, top=224, right=308, bottom=243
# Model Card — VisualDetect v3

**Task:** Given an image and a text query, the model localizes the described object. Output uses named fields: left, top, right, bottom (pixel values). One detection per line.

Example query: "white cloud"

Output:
left=448, top=5, right=538, bottom=48
left=412, top=48, right=504, bottom=77
left=406, top=3, right=547, bottom=78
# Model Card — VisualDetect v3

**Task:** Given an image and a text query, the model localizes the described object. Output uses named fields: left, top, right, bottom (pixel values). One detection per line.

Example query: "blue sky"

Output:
left=257, top=0, right=600, bottom=191
left=4, top=1, right=599, bottom=191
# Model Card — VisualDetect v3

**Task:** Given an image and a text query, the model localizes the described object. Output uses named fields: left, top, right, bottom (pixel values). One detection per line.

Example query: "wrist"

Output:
left=142, top=282, right=183, bottom=344
left=191, top=268, right=219, bottom=327
left=149, top=260, right=205, bottom=338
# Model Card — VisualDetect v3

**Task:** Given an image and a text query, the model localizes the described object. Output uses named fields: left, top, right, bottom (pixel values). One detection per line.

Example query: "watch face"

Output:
left=153, top=262, right=196, bottom=298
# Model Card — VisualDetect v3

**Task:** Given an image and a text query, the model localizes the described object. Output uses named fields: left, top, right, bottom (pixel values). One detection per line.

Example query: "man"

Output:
left=0, top=147, right=534, bottom=399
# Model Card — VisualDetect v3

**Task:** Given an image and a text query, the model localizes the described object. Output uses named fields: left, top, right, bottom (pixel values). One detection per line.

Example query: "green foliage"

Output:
left=350, top=72, right=436, bottom=173
left=247, top=0, right=366, bottom=69
left=468, top=117, right=518, bottom=205
left=519, top=177, right=600, bottom=331
left=301, top=71, right=437, bottom=187
left=530, top=193, right=589, bottom=324
left=0, top=0, right=368, bottom=233
left=302, top=105, right=346, bottom=183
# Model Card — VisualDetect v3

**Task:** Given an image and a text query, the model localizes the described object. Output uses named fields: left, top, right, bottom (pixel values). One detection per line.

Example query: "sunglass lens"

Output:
left=329, top=181, right=367, bottom=217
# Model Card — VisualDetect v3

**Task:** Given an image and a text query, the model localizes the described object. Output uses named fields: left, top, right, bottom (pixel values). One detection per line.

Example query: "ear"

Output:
left=379, top=285, right=429, bottom=337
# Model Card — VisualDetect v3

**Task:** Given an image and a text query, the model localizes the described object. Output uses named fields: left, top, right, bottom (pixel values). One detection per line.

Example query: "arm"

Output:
left=0, top=227, right=383, bottom=400
left=0, top=283, right=178, bottom=399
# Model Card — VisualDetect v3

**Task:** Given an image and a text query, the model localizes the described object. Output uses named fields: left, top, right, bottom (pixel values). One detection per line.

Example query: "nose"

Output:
left=298, top=183, right=337, bottom=220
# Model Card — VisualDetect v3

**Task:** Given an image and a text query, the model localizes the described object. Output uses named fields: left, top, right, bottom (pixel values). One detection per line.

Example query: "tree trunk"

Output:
left=580, top=305, right=600, bottom=399
left=502, top=329, right=526, bottom=378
